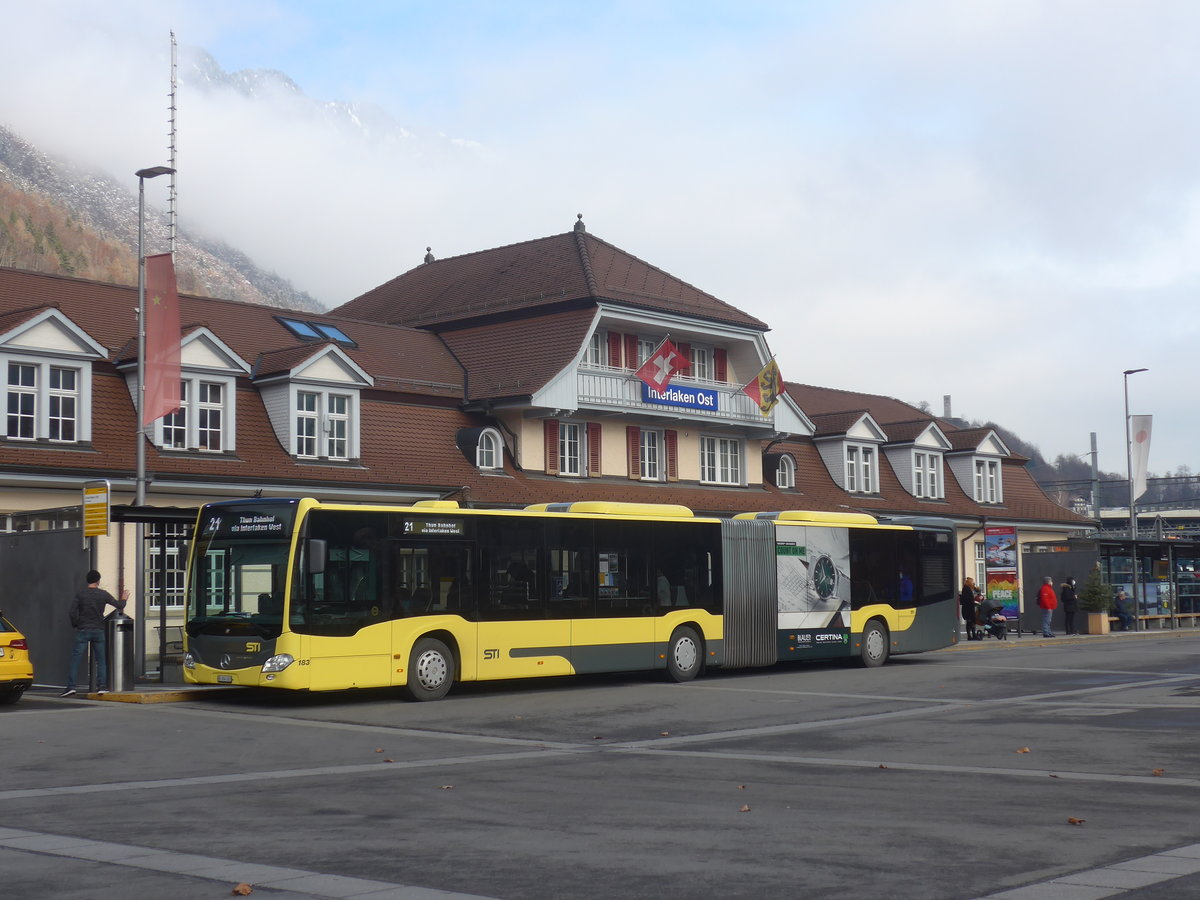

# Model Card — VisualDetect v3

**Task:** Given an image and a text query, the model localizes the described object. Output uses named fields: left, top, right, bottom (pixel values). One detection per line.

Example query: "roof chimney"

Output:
left=573, top=213, right=586, bottom=233
left=943, top=395, right=952, bottom=419
left=423, top=246, right=435, bottom=264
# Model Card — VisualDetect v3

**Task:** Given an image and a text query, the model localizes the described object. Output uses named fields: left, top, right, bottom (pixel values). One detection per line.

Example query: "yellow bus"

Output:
left=182, top=498, right=957, bottom=700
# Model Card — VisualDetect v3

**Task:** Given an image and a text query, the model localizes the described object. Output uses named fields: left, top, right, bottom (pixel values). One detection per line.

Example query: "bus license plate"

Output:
left=217, top=675, right=233, bottom=683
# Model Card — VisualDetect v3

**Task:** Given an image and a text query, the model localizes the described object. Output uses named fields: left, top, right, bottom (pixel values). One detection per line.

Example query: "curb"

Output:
left=944, top=627, right=1200, bottom=652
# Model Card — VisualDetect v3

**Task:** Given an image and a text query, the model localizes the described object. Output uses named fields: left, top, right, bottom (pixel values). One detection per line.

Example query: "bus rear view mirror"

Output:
left=307, top=538, right=327, bottom=575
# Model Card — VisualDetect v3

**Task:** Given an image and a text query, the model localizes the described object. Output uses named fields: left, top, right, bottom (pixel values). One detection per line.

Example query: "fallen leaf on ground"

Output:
left=232, top=884, right=253, bottom=896
left=1067, top=817, right=1086, bottom=825
left=879, top=764, right=888, bottom=769
left=660, top=731, right=669, bottom=736
left=1152, top=768, right=1165, bottom=776
left=441, top=785, right=454, bottom=790
left=737, top=784, right=746, bottom=790
left=739, top=804, right=751, bottom=812
left=1016, top=747, right=1031, bottom=754
left=375, top=748, right=383, bottom=753
left=383, top=759, right=394, bottom=763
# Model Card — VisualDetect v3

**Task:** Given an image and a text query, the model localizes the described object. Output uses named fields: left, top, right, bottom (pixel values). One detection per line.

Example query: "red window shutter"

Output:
left=714, top=348, right=728, bottom=383
left=626, top=426, right=640, bottom=480
left=676, top=342, right=692, bottom=374
left=665, top=429, right=679, bottom=482
left=606, top=332, right=622, bottom=367
left=623, top=333, right=638, bottom=370
left=544, top=419, right=559, bottom=475
left=587, top=423, right=602, bottom=476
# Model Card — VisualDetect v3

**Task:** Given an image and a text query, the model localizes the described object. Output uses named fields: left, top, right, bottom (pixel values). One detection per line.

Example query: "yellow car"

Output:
left=0, top=612, right=33, bottom=705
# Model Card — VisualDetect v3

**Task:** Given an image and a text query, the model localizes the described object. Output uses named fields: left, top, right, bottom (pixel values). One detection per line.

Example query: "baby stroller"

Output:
left=974, top=599, right=1007, bottom=640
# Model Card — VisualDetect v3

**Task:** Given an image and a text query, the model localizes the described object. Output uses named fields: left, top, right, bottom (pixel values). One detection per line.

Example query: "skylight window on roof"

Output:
left=275, top=316, right=357, bottom=347
left=312, top=323, right=353, bottom=345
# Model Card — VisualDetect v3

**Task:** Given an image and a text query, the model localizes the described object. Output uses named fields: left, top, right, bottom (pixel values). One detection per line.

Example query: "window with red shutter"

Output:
left=675, top=342, right=692, bottom=374
left=623, top=334, right=638, bottom=370
left=626, top=426, right=640, bottom=479
left=665, top=429, right=679, bottom=482
left=587, top=422, right=602, bottom=476
left=714, top=348, right=728, bottom=383
left=606, top=332, right=622, bottom=368
left=544, top=419, right=559, bottom=475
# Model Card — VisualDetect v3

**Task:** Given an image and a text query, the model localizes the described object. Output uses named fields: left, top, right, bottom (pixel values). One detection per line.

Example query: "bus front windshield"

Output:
left=185, top=502, right=298, bottom=638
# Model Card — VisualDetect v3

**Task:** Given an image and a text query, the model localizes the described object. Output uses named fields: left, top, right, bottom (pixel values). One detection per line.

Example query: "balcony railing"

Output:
left=577, top=366, right=773, bottom=425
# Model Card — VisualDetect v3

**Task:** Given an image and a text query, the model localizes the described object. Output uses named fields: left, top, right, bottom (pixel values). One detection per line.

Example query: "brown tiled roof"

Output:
left=0, top=266, right=1084, bottom=529
left=333, top=229, right=769, bottom=331
left=808, top=410, right=871, bottom=437
left=0, top=267, right=463, bottom=400
left=882, top=419, right=938, bottom=443
left=438, top=308, right=596, bottom=402
left=787, top=383, right=930, bottom=424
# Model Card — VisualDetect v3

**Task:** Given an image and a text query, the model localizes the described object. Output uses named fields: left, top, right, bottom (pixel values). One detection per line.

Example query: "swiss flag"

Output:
left=634, top=339, right=685, bottom=392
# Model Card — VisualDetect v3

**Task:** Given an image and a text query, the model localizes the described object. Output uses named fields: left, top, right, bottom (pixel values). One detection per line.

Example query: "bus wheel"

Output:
left=860, top=620, right=889, bottom=668
left=405, top=638, right=455, bottom=701
left=666, top=626, right=703, bottom=682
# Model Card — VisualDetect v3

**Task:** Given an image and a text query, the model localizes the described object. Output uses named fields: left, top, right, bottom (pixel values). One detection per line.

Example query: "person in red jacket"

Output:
left=1037, top=576, right=1058, bottom=637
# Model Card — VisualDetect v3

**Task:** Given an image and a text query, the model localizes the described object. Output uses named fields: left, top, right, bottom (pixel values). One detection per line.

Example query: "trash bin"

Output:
left=106, top=612, right=135, bottom=693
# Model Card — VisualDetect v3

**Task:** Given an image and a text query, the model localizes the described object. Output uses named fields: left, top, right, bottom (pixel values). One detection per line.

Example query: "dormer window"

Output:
left=477, top=429, right=501, bottom=470
left=776, top=453, right=796, bottom=489
left=6, top=362, right=80, bottom=442
left=161, top=380, right=226, bottom=451
left=296, top=390, right=352, bottom=460
left=975, top=459, right=1001, bottom=503
left=0, top=309, right=105, bottom=446
left=846, top=444, right=876, bottom=493
left=145, top=329, right=249, bottom=454
left=913, top=451, right=943, bottom=499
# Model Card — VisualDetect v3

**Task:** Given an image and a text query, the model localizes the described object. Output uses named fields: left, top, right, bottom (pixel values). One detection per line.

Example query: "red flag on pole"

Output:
left=741, top=358, right=783, bottom=416
left=143, top=252, right=182, bottom=425
left=634, top=338, right=686, bottom=392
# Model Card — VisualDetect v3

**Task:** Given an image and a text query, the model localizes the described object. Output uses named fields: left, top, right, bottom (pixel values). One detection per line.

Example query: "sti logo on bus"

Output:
left=245, top=642, right=261, bottom=653
left=483, top=649, right=500, bottom=660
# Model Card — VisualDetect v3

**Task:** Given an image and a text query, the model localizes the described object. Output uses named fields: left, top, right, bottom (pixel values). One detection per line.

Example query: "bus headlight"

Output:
left=261, top=653, right=295, bottom=673
left=183, top=652, right=196, bottom=670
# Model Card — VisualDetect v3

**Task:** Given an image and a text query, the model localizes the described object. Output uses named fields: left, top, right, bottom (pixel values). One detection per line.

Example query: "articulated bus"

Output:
left=182, top=498, right=958, bottom=700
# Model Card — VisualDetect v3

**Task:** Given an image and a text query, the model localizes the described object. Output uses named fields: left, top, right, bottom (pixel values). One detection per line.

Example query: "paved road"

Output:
left=5, top=631, right=1200, bottom=899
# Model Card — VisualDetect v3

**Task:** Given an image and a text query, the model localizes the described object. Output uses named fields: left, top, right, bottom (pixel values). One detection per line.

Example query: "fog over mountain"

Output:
left=0, top=123, right=321, bottom=311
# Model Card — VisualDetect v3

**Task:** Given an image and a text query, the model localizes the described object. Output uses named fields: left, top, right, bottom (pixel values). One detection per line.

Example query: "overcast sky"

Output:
left=3, top=0, right=1196, bottom=481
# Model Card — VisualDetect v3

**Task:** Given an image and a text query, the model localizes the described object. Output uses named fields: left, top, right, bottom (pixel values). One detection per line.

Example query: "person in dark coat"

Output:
left=959, top=576, right=980, bottom=638
left=1060, top=578, right=1079, bottom=635
left=62, top=569, right=129, bottom=696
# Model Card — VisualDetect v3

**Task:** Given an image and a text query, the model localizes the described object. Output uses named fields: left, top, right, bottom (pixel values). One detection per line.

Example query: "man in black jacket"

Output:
left=61, top=570, right=129, bottom=696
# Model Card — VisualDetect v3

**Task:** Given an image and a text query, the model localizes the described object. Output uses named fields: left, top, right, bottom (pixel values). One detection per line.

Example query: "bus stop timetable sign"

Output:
left=82, top=479, right=110, bottom=543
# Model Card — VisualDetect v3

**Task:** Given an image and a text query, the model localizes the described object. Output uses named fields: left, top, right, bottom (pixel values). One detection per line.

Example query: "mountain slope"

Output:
left=0, top=125, right=321, bottom=310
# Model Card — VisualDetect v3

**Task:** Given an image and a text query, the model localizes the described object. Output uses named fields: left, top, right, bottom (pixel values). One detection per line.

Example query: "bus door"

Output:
left=569, top=521, right=655, bottom=674
left=296, top=513, right=391, bottom=689
left=476, top=518, right=571, bottom=679
left=388, top=538, right=476, bottom=677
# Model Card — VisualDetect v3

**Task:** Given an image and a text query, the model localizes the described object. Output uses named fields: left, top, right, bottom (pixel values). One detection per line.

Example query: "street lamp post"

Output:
left=134, top=166, right=175, bottom=677
left=1124, top=367, right=1148, bottom=632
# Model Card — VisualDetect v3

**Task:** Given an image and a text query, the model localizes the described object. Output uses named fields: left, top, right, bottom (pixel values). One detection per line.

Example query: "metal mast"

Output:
left=168, top=31, right=178, bottom=254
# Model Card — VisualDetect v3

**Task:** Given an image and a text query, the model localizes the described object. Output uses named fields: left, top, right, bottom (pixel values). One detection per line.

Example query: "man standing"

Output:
left=1037, top=576, right=1058, bottom=638
left=1061, top=578, right=1079, bottom=635
left=62, top=570, right=129, bottom=696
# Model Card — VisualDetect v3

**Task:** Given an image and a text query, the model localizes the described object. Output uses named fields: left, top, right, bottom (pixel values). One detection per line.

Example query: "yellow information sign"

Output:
left=83, top=480, right=110, bottom=539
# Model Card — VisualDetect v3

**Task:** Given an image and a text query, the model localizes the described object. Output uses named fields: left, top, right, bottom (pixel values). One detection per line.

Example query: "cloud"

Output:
left=2, top=0, right=1198, bottom=475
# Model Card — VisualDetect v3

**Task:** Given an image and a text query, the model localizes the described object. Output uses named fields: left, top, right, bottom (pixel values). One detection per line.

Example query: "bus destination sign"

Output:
left=404, top=518, right=465, bottom=537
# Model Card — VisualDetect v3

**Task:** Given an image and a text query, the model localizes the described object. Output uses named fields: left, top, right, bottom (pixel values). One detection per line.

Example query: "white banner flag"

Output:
left=1130, top=414, right=1153, bottom=502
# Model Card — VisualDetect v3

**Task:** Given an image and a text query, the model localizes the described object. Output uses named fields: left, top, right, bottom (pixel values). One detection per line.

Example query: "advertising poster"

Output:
left=774, top=524, right=851, bottom=631
left=984, top=526, right=1019, bottom=621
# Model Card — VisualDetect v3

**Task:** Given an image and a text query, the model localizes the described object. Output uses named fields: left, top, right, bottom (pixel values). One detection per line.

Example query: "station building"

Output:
left=0, top=217, right=1088, bottom=678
